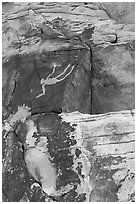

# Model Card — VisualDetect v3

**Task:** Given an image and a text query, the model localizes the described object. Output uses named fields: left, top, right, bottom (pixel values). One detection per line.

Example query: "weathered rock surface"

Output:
left=2, top=3, right=92, bottom=116
left=2, top=2, right=135, bottom=115
left=97, top=2, right=135, bottom=24
left=2, top=2, right=135, bottom=202
left=3, top=42, right=91, bottom=115
left=92, top=42, right=135, bottom=114
left=3, top=107, right=135, bottom=202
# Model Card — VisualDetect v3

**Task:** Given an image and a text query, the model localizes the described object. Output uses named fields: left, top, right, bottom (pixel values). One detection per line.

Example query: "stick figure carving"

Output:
left=36, top=63, right=75, bottom=98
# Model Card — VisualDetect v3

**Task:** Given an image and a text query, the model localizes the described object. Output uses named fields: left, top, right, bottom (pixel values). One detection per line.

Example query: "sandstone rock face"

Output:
left=3, top=107, right=135, bottom=202
left=61, top=110, right=135, bottom=202
left=97, top=2, right=135, bottom=24
left=2, top=2, right=135, bottom=114
left=3, top=42, right=91, bottom=115
left=92, top=42, right=135, bottom=114
left=2, top=2, right=135, bottom=202
left=2, top=3, right=91, bottom=115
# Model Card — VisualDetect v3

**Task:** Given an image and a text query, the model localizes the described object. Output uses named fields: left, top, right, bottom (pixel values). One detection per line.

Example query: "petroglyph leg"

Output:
left=36, top=80, right=46, bottom=98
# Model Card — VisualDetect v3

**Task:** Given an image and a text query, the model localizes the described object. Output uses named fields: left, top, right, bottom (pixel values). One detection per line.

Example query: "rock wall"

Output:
left=2, top=2, right=135, bottom=202
left=2, top=2, right=135, bottom=115
left=3, top=107, right=135, bottom=201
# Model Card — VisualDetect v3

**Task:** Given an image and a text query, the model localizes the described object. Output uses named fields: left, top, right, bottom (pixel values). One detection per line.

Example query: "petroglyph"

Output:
left=36, top=63, right=75, bottom=98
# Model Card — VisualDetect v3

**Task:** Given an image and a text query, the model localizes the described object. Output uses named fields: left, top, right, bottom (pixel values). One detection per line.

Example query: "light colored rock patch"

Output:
left=25, top=120, right=37, bottom=148
left=31, top=182, right=41, bottom=189
left=25, top=148, right=57, bottom=195
left=91, top=20, right=134, bottom=46
left=60, top=110, right=135, bottom=201
left=72, top=147, right=92, bottom=201
left=94, top=141, right=135, bottom=157
left=24, top=119, right=57, bottom=196
left=60, top=111, right=92, bottom=124
left=113, top=169, right=135, bottom=202
left=60, top=113, right=92, bottom=201
left=3, top=104, right=31, bottom=132
left=53, top=184, right=74, bottom=196
left=36, top=137, right=49, bottom=153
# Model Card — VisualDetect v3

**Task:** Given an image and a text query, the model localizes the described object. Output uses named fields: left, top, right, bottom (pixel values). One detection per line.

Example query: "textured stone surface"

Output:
left=2, top=107, right=135, bottom=202
left=3, top=44, right=91, bottom=115
left=2, top=2, right=135, bottom=202
left=2, top=106, right=91, bottom=201
left=92, top=42, right=135, bottom=114
left=2, top=2, right=135, bottom=115
left=2, top=3, right=92, bottom=115
left=61, top=110, right=135, bottom=202
left=98, top=2, right=135, bottom=24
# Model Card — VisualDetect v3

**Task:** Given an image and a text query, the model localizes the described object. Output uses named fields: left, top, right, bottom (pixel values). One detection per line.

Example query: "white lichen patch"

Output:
left=3, top=104, right=31, bottom=132
left=3, top=122, right=11, bottom=132
left=25, top=148, right=57, bottom=196
left=10, top=104, right=31, bottom=123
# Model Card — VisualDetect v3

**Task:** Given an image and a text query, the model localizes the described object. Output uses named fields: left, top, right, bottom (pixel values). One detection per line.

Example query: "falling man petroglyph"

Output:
left=36, top=63, right=75, bottom=98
